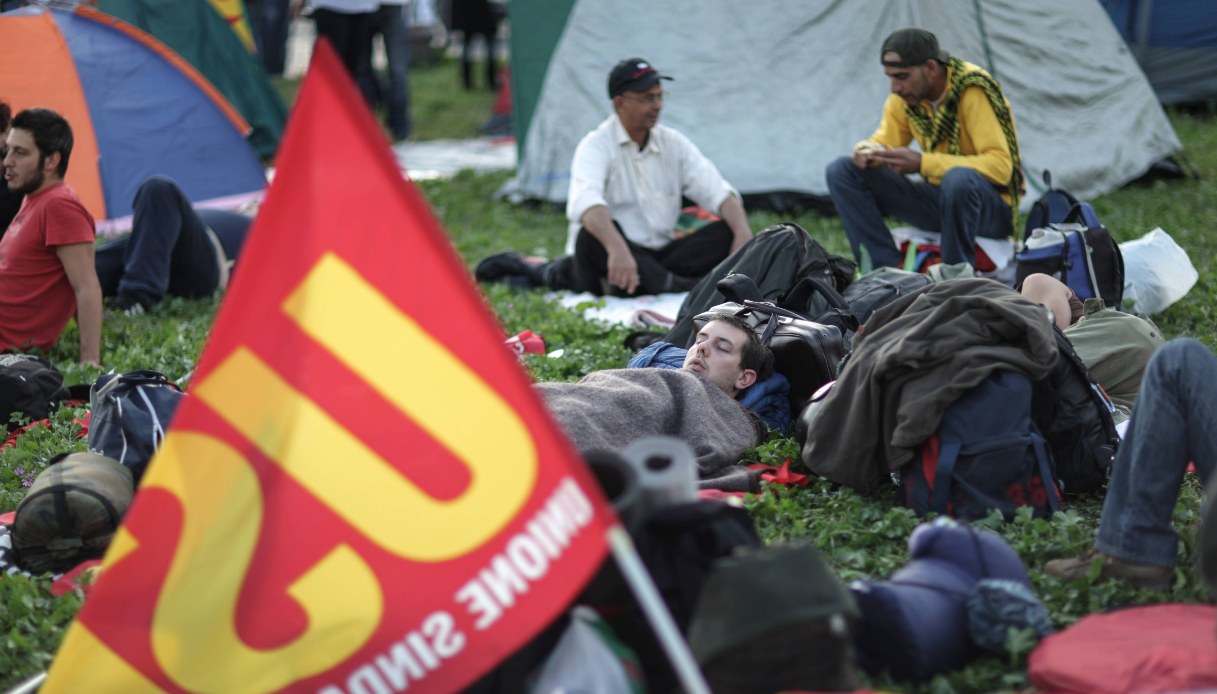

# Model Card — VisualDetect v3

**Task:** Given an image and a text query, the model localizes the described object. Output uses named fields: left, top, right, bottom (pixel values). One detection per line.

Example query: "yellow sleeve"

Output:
left=918, top=86, right=1014, bottom=187
left=870, top=94, right=914, bottom=149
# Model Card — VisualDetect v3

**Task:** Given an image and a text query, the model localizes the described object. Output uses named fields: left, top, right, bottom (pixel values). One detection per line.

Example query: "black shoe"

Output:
left=108, top=292, right=152, bottom=316
left=475, top=252, right=543, bottom=288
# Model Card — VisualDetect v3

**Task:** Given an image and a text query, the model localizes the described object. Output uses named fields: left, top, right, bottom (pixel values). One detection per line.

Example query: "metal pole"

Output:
left=605, top=524, right=710, bottom=694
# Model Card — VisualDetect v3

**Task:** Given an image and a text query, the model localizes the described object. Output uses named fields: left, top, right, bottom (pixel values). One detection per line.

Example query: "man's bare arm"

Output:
left=56, top=242, right=102, bottom=366
left=718, top=195, right=752, bottom=253
left=580, top=204, right=639, bottom=294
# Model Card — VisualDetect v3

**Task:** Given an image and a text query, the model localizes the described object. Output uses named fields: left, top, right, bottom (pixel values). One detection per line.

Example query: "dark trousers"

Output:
left=313, top=8, right=376, bottom=104
left=95, top=176, right=251, bottom=300
left=248, top=0, right=292, bottom=76
left=366, top=4, right=412, bottom=139
left=825, top=156, right=1012, bottom=268
left=565, top=220, right=734, bottom=296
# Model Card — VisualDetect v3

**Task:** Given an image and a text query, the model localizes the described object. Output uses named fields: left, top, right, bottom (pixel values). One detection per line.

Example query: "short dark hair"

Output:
left=11, top=108, right=73, bottom=177
left=0, top=100, right=11, bottom=133
left=705, top=314, right=775, bottom=382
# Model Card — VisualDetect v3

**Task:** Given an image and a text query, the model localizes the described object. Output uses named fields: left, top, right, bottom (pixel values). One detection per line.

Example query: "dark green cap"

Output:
left=881, top=27, right=950, bottom=67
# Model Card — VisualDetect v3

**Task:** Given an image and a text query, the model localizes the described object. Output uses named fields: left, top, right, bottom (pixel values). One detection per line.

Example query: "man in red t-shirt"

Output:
left=0, top=108, right=102, bottom=366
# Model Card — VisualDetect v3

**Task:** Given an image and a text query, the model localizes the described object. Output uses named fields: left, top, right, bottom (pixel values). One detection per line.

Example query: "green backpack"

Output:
left=12, top=452, right=134, bottom=574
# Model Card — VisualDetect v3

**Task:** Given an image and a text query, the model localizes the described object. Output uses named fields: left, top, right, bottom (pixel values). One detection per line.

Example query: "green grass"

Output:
left=2, top=56, right=1215, bottom=690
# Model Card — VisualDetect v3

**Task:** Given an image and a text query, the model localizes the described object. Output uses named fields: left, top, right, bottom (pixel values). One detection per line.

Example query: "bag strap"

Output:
left=779, top=276, right=848, bottom=315
left=1031, top=434, right=1061, bottom=513
left=930, top=441, right=960, bottom=513
left=1063, top=202, right=1101, bottom=229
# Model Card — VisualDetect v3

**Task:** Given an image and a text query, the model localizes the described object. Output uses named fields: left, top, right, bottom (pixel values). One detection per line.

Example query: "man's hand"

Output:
left=607, top=248, right=640, bottom=295
left=852, top=140, right=886, bottom=169
left=869, top=147, right=921, bottom=175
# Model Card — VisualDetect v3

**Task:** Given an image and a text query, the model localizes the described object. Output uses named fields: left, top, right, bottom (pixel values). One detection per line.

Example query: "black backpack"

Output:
left=0, top=354, right=70, bottom=432
left=1015, top=202, right=1125, bottom=307
left=841, top=267, right=932, bottom=326
left=87, top=371, right=186, bottom=485
left=664, top=223, right=855, bottom=347
left=1023, top=170, right=1080, bottom=239
left=1031, top=327, right=1121, bottom=494
left=902, top=369, right=1061, bottom=521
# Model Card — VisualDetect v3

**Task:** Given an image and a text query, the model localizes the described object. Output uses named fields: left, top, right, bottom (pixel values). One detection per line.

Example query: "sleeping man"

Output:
left=536, top=315, right=776, bottom=475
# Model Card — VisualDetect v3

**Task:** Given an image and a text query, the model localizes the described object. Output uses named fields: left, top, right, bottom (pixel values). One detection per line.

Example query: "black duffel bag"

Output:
left=692, top=300, right=845, bottom=411
left=87, top=370, right=186, bottom=486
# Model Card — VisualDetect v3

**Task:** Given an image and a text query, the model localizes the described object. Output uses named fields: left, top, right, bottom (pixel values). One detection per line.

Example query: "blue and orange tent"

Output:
left=0, top=4, right=266, bottom=225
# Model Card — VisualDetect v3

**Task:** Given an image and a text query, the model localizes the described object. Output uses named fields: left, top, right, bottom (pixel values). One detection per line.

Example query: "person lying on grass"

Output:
left=536, top=315, right=776, bottom=475
left=98, top=175, right=252, bottom=316
left=1020, top=272, right=1164, bottom=422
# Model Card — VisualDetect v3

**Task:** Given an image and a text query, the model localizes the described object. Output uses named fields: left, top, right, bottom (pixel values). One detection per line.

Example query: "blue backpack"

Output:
left=1022, top=170, right=1079, bottom=239
left=903, top=370, right=1061, bottom=521
left=1015, top=201, right=1125, bottom=307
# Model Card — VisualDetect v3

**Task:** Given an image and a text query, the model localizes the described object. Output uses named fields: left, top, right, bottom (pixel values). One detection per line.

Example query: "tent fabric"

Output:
left=1101, top=0, right=1217, bottom=104
left=0, top=5, right=266, bottom=222
left=97, top=0, right=288, bottom=158
left=508, top=0, right=1181, bottom=209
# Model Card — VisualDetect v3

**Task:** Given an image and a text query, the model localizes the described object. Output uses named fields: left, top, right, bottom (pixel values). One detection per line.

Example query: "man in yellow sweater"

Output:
left=825, top=28, right=1022, bottom=270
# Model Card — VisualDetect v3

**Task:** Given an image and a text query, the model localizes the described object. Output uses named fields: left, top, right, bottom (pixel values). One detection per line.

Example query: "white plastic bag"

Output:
left=531, top=607, right=640, bottom=693
left=1119, top=227, right=1198, bottom=314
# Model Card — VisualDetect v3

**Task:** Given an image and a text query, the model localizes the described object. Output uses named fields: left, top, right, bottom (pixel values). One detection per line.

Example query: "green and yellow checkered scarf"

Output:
left=905, top=57, right=1023, bottom=222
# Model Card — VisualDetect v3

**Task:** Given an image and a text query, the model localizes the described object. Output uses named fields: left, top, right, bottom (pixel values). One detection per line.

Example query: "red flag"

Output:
left=43, top=42, right=614, bottom=693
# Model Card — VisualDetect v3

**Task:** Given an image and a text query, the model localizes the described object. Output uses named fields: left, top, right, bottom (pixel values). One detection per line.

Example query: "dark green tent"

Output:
left=98, top=0, right=287, bottom=159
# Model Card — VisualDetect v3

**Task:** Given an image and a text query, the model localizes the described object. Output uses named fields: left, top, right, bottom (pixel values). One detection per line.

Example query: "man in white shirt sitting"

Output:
left=477, top=58, right=752, bottom=296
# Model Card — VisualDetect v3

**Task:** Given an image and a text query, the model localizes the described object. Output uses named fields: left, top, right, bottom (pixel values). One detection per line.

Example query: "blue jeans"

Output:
left=95, top=176, right=250, bottom=301
left=825, top=156, right=1013, bottom=269
left=1096, top=339, right=1217, bottom=567
left=369, top=4, right=411, bottom=139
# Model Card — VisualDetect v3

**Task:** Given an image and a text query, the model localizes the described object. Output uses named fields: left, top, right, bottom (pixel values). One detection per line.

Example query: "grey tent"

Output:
left=506, top=0, right=1181, bottom=208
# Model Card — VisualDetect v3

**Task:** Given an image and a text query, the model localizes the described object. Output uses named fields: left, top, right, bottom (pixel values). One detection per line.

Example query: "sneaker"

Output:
left=108, top=292, right=150, bottom=316
left=1044, top=549, right=1173, bottom=591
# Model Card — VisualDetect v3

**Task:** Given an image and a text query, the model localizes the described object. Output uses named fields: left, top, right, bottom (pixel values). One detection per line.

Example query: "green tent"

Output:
left=99, top=0, right=287, bottom=159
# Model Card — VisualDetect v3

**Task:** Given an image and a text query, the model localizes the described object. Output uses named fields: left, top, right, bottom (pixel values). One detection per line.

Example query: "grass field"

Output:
left=1, top=55, right=1214, bottom=691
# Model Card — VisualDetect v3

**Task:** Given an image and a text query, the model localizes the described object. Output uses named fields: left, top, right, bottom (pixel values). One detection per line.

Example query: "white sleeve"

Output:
left=566, top=134, right=612, bottom=226
left=674, top=131, right=737, bottom=213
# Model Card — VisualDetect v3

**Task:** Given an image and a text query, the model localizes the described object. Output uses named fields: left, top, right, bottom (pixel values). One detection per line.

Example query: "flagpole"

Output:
left=606, top=524, right=711, bottom=694
left=5, top=672, right=46, bottom=694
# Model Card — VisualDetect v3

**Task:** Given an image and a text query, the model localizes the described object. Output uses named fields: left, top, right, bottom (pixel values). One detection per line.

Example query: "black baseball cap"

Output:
left=607, top=58, right=673, bottom=98
left=881, top=28, right=950, bottom=67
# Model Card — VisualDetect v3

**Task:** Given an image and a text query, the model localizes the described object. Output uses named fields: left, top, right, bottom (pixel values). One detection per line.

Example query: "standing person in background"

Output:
left=248, top=0, right=294, bottom=77
left=367, top=0, right=412, bottom=140
left=291, top=0, right=378, bottom=104
left=0, top=108, right=102, bottom=366
left=449, top=0, right=499, bottom=91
